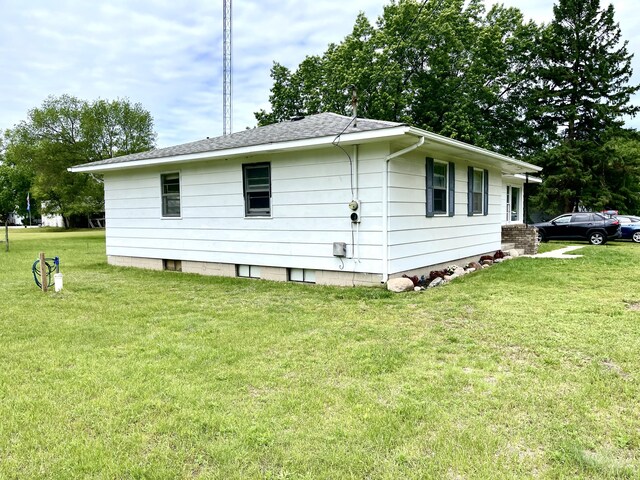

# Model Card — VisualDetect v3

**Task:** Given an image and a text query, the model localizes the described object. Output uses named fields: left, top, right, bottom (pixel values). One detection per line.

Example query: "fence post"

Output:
left=39, top=252, right=48, bottom=292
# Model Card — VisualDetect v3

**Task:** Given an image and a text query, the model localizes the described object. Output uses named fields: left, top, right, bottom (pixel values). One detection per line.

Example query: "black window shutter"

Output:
left=448, top=162, right=455, bottom=217
left=426, top=157, right=434, bottom=217
left=483, top=169, right=489, bottom=216
left=467, top=166, right=474, bottom=216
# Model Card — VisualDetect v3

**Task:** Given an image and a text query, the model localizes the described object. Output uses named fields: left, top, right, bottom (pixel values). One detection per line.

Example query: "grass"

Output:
left=1, top=229, right=639, bottom=479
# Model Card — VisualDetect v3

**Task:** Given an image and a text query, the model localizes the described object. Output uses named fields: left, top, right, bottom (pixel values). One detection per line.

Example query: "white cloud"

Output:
left=0, top=0, right=638, bottom=148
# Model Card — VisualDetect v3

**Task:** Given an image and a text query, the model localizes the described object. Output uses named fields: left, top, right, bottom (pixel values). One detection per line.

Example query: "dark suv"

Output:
left=533, top=212, right=621, bottom=245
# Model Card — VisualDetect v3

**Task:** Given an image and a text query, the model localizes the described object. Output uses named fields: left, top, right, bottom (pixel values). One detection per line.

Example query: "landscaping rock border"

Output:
left=386, top=250, right=513, bottom=292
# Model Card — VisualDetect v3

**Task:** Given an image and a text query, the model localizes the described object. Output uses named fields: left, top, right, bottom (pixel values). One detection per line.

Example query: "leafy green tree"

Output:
left=5, top=95, right=156, bottom=226
left=532, top=130, right=640, bottom=215
left=0, top=137, right=34, bottom=250
left=255, top=13, right=393, bottom=125
left=591, top=130, right=640, bottom=213
left=530, top=141, right=595, bottom=214
left=383, top=0, right=541, bottom=154
left=530, top=0, right=640, bottom=212
left=255, top=0, right=541, bottom=156
left=255, top=62, right=306, bottom=126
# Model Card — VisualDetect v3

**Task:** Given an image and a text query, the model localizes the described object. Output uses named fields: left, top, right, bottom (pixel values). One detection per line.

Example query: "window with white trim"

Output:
left=433, top=162, right=447, bottom=214
left=472, top=169, right=483, bottom=214
left=426, top=157, right=455, bottom=217
left=243, top=163, right=271, bottom=216
left=161, top=173, right=181, bottom=217
left=467, top=167, right=488, bottom=216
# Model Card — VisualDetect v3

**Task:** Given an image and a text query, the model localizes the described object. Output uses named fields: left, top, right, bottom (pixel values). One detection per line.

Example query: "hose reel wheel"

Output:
left=32, top=256, right=59, bottom=289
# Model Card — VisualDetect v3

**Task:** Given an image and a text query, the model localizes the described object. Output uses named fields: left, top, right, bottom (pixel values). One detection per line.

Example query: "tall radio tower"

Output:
left=223, top=0, right=232, bottom=135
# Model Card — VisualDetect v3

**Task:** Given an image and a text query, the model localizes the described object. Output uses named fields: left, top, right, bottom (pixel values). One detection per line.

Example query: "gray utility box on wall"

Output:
left=333, top=242, right=347, bottom=257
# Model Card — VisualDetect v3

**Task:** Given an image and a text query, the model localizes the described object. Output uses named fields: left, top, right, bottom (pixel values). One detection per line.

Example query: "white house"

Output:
left=8, top=208, right=64, bottom=227
left=70, top=113, right=541, bottom=286
left=41, top=213, right=65, bottom=228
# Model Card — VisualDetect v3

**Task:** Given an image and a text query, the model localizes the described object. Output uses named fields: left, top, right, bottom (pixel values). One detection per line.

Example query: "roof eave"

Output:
left=68, top=123, right=541, bottom=175
left=68, top=125, right=412, bottom=173
left=407, top=126, right=542, bottom=174
left=503, top=173, right=543, bottom=184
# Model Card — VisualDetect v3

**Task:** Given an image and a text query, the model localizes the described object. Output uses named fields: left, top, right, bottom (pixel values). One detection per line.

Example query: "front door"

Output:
left=506, top=186, right=521, bottom=223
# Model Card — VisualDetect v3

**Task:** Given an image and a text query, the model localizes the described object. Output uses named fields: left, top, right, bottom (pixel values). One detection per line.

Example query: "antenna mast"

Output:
left=223, top=0, right=232, bottom=135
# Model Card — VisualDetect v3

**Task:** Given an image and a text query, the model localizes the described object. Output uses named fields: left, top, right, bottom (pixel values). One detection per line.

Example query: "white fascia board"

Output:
left=68, top=126, right=411, bottom=173
left=409, top=126, right=542, bottom=174
left=503, top=173, right=543, bottom=184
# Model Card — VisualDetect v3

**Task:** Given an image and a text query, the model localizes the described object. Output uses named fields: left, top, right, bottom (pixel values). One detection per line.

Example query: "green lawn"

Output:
left=1, top=229, right=639, bottom=479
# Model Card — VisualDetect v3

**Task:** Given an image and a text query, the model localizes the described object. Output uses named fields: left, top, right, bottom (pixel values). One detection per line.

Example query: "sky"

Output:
left=1, top=0, right=638, bottom=149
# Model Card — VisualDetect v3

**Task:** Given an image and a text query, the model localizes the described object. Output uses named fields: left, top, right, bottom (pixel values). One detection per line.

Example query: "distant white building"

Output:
left=70, top=113, right=542, bottom=286
left=7, top=210, right=64, bottom=227
left=41, top=213, right=65, bottom=228
left=7, top=212, right=23, bottom=225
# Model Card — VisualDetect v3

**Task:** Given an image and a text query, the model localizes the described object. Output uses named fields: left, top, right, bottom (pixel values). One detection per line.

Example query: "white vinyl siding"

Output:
left=102, top=145, right=386, bottom=275
left=387, top=151, right=502, bottom=273
left=103, top=140, right=509, bottom=279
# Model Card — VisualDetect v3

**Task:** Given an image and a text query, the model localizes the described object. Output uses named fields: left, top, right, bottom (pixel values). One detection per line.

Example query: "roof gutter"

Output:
left=407, top=126, right=542, bottom=174
left=382, top=135, right=425, bottom=283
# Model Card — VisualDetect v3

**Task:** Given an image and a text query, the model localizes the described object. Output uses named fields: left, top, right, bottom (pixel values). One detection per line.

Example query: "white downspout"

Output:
left=382, top=136, right=425, bottom=282
left=352, top=145, right=359, bottom=195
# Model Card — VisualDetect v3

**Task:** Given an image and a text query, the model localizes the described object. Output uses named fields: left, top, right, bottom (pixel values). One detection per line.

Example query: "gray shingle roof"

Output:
left=73, top=112, right=404, bottom=169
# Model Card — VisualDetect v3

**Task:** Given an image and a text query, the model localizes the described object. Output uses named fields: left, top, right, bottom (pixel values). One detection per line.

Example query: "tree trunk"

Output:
left=4, top=220, right=8, bottom=252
